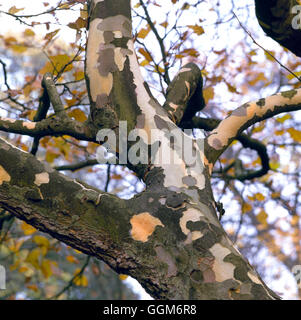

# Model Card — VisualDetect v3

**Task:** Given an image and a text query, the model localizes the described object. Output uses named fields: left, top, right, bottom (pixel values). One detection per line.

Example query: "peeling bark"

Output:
left=2, top=0, right=301, bottom=300
left=0, top=137, right=280, bottom=299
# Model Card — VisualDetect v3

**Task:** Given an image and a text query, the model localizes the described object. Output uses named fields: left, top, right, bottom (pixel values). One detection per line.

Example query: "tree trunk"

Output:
left=1, top=0, right=301, bottom=299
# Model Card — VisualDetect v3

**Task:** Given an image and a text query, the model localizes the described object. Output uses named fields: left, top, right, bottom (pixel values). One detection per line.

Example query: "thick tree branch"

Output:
left=0, top=136, right=279, bottom=299
left=0, top=136, right=146, bottom=285
left=182, top=117, right=270, bottom=181
left=163, top=63, right=205, bottom=125
left=85, top=0, right=140, bottom=132
left=42, top=73, right=69, bottom=119
left=0, top=116, right=96, bottom=142
left=206, top=88, right=301, bottom=164
left=254, top=0, right=301, bottom=57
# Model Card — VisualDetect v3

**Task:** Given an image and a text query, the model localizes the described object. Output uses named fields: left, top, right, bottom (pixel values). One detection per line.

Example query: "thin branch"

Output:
left=55, top=159, right=99, bottom=172
left=139, top=0, right=170, bottom=85
left=104, top=164, right=111, bottom=192
left=48, top=256, right=90, bottom=300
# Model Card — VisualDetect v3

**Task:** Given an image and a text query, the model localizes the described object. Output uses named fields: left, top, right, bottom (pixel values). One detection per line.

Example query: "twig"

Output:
left=55, top=159, right=98, bottom=172
left=232, top=12, right=301, bottom=83
left=139, top=0, right=170, bottom=85
left=48, top=256, right=90, bottom=300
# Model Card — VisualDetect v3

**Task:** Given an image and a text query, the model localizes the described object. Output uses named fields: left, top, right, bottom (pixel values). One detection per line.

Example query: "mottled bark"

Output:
left=0, top=137, right=279, bottom=299
left=255, top=0, right=301, bottom=57
left=1, top=0, right=301, bottom=300
left=163, top=63, right=205, bottom=125
left=207, top=89, right=301, bottom=164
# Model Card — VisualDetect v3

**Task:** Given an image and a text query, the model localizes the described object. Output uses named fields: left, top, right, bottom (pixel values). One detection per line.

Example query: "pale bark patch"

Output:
left=180, top=207, right=204, bottom=241
left=34, top=172, right=50, bottom=186
left=209, top=243, right=235, bottom=282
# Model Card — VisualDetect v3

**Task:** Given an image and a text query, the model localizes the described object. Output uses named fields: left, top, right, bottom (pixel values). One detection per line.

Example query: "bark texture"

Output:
left=255, top=0, right=301, bottom=57
left=1, top=0, right=301, bottom=299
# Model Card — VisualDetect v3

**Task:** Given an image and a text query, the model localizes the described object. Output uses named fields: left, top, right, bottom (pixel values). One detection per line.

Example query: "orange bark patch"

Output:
left=23, top=121, right=36, bottom=129
left=0, top=165, right=11, bottom=185
left=130, top=212, right=164, bottom=242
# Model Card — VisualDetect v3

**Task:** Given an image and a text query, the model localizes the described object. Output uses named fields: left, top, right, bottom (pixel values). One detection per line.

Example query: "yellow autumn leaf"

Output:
left=18, top=265, right=28, bottom=273
left=21, top=221, right=37, bottom=235
left=226, top=82, right=238, bottom=93
left=41, top=259, right=53, bottom=278
left=252, top=157, right=262, bottom=166
left=287, top=128, right=301, bottom=142
left=26, top=284, right=39, bottom=292
left=33, top=235, right=50, bottom=249
left=119, top=274, right=128, bottom=281
left=8, top=6, right=24, bottom=14
left=23, top=84, right=32, bottom=97
left=181, top=48, right=199, bottom=57
left=175, top=54, right=185, bottom=59
left=65, top=97, right=78, bottom=107
left=26, top=248, right=41, bottom=269
left=160, top=21, right=168, bottom=28
left=10, top=44, right=27, bottom=54
left=24, top=29, right=35, bottom=37
left=257, top=210, right=268, bottom=225
left=44, top=29, right=60, bottom=41
left=255, top=193, right=265, bottom=201
left=80, top=6, right=88, bottom=19
left=58, top=3, right=71, bottom=9
left=45, top=150, right=60, bottom=163
left=271, top=192, right=280, bottom=199
left=66, top=255, right=79, bottom=264
left=270, top=161, right=280, bottom=170
left=68, top=108, right=87, bottom=122
left=252, top=124, right=264, bottom=133
left=264, top=51, right=276, bottom=62
left=40, top=54, right=73, bottom=76
left=137, top=26, right=151, bottom=39
left=242, top=202, right=252, bottom=213
left=274, top=129, right=285, bottom=136
left=73, top=269, right=88, bottom=287
left=276, top=114, right=291, bottom=123
left=139, top=60, right=150, bottom=67
left=68, top=17, right=87, bottom=30
left=187, top=24, right=204, bottom=35
left=8, top=239, right=25, bottom=253
left=291, top=215, right=299, bottom=226
left=287, top=70, right=301, bottom=80
left=249, top=72, right=267, bottom=86
left=138, top=48, right=152, bottom=62
left=27, top=110, right=37, bottom=121
left=73, top=70, right=85, bottom=81
left=203, top=87, right=214, bottom=104
left=155, top=65, right=165, bottom=73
